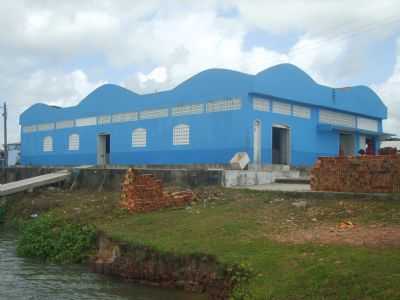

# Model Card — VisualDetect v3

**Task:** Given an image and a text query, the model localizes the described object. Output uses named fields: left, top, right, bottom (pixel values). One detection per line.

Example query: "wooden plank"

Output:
left=0, top=170, right=71, bottom=196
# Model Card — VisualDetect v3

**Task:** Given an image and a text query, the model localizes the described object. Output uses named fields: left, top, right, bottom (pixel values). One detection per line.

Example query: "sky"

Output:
left=1, top=0, right=400, bottom=143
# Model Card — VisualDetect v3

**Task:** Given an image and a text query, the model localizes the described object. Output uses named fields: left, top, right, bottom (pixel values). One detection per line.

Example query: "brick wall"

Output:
left=120, top=168, right=194, bottom=213
left=310, top=155, right=400, bottom=193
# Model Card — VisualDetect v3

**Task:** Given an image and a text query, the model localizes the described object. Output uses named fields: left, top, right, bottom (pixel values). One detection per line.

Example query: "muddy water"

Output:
left=0, top=228, right=205, bottom=300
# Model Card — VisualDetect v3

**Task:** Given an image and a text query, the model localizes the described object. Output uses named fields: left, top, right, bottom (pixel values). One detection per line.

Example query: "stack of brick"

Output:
left=120, top=168, right=194, bottom=213
left=310, top=155, right=400, bottom=193
left=379, top=147, right=398, bottom=155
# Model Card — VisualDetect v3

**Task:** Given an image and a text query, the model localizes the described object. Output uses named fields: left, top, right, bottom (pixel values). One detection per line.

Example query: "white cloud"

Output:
left=128, top=66, right=170, bottom=93
left=138, top=67, right=168, bottom=85
left=0, top=0, right=398, bottom=144
left=287, top=35, right=348, bottom=85
left=374, top=41, right=400, bottom=136
left=2, top=69, right=105, bottom=143
left=24, top=70, right=106, bottom=107
left=123, top=10, right=289, bottom=93
left=231, top=0, right=400, bottom=36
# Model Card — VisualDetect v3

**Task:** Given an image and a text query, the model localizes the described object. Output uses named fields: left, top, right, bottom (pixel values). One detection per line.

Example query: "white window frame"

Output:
left=56, top=120, right=74, bottom=129
left=207, top=98, right=241, bottom=113
left=75, top=117, right=97, bottom=127
left=140, top=109, right=168, bottom=120
left=37, top=123, right=55, bottom=131
left=68, top=134, right=80, bottom=151
left=319, top=109, right=356, bottom=128
left=23, top=125, right=37, bottom=133
left=357, top=117, right=378, bottom=132
left=173, top=124, right=190, bottom=146
left=43, top=136, right=53, bottom=152
left=272, top=101, right=291, bottom=116
left=292, top=105, right=311, bottom=119
left=132, top=128, right=147, bottom=148
left=253, top=98, right=270, bottom=112
left=98, top=115, right=112, bottom=125
left=172, top=104, right=203, bottom=116
left=111, top=112, right=138, bottom=123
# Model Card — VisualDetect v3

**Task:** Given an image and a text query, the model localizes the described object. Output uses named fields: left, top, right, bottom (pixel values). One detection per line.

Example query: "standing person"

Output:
left=366, top=139, right=375, bottom=155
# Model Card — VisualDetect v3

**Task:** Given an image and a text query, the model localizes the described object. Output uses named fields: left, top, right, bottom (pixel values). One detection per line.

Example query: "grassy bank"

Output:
left=5, top=187, right=400, bottom=299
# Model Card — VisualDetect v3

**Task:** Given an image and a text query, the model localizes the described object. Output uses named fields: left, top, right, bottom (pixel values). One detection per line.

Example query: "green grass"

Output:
left=7, top=187, right=400, bottom=299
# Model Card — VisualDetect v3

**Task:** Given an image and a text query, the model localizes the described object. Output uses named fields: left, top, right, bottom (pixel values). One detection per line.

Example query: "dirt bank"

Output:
left=91, top=234, right=239, bottom=300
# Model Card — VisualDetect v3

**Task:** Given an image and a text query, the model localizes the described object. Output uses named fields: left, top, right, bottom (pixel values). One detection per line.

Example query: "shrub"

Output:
left=0, top=206, right=6, bottom=224
left=229, top=262, right=255, bottom=300
left=17, top=214, right=96, bottom=263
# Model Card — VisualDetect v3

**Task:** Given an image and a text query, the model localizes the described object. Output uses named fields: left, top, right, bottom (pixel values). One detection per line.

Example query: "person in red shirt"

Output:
left=365, top=139, right=375, bottom=155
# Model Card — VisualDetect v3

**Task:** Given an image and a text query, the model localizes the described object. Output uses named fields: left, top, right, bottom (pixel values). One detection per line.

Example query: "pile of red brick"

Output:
left=120, top=168, right=194, bottom=213
left=311, top=155, right=400, bottom=193
left=379, top=147, right=398, bottom=155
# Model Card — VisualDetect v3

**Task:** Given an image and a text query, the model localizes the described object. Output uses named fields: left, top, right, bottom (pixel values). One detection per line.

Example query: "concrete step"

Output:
left=248, top=164, right=290, bottom=172
left=274, top=177, right=310, bottom=184
left=223, top=169, right=302, bottom=187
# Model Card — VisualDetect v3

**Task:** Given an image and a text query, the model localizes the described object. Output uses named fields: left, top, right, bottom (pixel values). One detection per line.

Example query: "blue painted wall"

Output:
left=20, top=64, right=387, bottom=167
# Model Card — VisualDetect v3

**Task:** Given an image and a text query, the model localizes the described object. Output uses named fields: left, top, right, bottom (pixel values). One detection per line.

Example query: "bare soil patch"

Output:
left=270, top=223, right=400, bottom=248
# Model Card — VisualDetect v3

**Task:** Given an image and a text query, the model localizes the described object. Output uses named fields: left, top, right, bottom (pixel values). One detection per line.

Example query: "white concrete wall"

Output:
left=223, top=169, right=300, bottom=187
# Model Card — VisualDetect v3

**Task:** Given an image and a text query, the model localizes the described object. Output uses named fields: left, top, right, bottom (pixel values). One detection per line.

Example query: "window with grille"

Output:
left=37, top=123, right=55, bottom=131
left=207, top=98, right=241, bottom=112
left=173, top=124, right=190, bottom=145
left=23, top=125, right=37, bottom=133
left=76, top=117, right=97, bottom=127
left=132, top=128, right=147, bottom=147
left=56, top=120, right=74, bottom=129
left=272, top=101, right=291, bottom=115
left=172, top=104, right=203, bottom=116
left=43, top=136, right=53, bottom=152
left=98, top=115, right=112, bottom=125
left=111, top=112, right=137, bottom=123
left=140, top=109, right=168, bottom=120
left=319, top=109, right=355, bottom=128
left=253, top=98, right=270, bottom=112
left=357, top=117, right=378, bottom=132
left=293, top=105, right=311, bottom=119
left=68, top=134, right=80, bottom=151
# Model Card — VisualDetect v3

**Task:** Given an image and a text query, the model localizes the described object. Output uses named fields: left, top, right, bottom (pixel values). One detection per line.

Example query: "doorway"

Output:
left=97, top=134, right=110, bottom=165
left=253, top=120, right=261, bottom=166
left=339, top=133, right=354, bottom=156
left=272, top=125, right=290, bottom=165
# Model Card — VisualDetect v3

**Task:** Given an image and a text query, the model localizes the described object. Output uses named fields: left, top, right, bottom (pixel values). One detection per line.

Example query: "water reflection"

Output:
left=0, top=229, right=204, bottom=300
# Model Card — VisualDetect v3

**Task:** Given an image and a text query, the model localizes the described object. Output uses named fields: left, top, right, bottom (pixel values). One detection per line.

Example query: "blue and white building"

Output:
left=19, top=64, right=388, bottom=167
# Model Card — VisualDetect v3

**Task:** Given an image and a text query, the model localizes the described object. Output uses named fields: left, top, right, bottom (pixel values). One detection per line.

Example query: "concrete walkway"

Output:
left=0, top=170, right=71, bottom=197
left=232, top=184, right=400, bottom=201
left=234, top=183, right=311, bottom=192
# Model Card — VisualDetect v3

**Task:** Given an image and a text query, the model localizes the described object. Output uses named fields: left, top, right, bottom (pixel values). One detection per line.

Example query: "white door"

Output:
left=253, top=120, right=261, bottom=165
left=339, top=133, right=355, bottom=156
left=97, top=135, right=107, bottom=165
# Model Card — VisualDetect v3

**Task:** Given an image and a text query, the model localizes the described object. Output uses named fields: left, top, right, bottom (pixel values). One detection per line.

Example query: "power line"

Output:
left=287, top=15, right=400, bottom=56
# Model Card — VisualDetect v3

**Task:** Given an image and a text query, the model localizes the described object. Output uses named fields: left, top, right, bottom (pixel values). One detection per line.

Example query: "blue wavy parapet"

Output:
left=252, top=64, right=387, bottom=119
left=20, top=63, right=387, bottom=125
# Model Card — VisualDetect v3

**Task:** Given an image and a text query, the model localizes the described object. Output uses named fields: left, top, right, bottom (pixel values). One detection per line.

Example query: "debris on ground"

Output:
left=292, top=200, right=307, bottom=208
left=194, top=189, right=224, bottom=203
left=337, top=220, right=355, bottom=230
left=269, top=198, right=285, bottom=204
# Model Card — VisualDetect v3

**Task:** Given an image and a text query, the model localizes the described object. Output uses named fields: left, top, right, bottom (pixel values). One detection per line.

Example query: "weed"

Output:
left=17, top=214, right=96, bottom=263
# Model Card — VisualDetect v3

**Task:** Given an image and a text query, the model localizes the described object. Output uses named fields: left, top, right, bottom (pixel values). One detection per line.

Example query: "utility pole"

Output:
left=2, top=102, right=7, bottom=168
